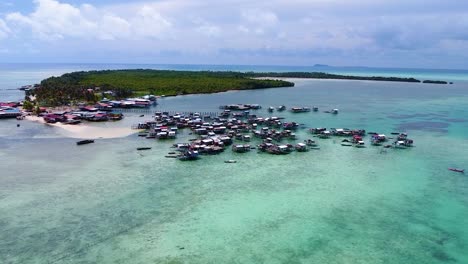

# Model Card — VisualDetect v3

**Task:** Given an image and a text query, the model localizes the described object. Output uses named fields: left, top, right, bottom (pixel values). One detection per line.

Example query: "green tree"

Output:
left=23, top=101, right=34, bottom=111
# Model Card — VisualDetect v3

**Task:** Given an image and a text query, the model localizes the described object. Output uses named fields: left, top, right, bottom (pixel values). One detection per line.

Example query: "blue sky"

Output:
left=1, top=0, right=468, bottom=69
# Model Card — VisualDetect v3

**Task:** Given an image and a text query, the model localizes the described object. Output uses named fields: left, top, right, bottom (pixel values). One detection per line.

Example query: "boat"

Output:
left=393, top=139, right=413, bottom=148
left=277, top=105, right=286, bottom=111
left=232, top=144, right=251, bottom=153
left=310, top=127, right=326, bottom=134
left=448, top=168, right=464, bottom=173
left=304, top=139, right=318, bottom=147
left=371, top=134, right=386, bottom=146
left=295, top=143, right=308, bottom=152
left=312, top=106, right=319, bottom=112
left=268, top=106, right=275, bottom=112
left=178, top=150, right=200, bottom=161
left=242, top=135, right=251, bottom=142
left=64, top=119, right=81, bottom=125
left=331, top=109, right=339, bottom=114
left=352, top=135, right=363, bottom=144
left=276, top=145, right=293, bottom=154
left=318, top=131, right=331, bottom=139
left=224, top=160, right=237, bottom=163
left=156, top=131, right=168, bottom=139
left=137, top=147, right=152, bottom=150
left=355, top=140, right=366, bottom=148
left=168, top=131, right=177, bottom=139
left=76, top=139, right=94, bottom=145
left=291, top=107, right=311, bottom=113
left=341, top=143, right=353, bottom=147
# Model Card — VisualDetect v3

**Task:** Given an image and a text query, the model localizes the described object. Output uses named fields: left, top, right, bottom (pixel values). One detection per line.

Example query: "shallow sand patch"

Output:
left=24, top=116, right=136, bottom=139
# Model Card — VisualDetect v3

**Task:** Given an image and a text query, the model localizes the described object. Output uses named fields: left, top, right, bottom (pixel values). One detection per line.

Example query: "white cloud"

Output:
left=131, top=5, right=172, bottom=39
left=0, top=18, right=10, bottom=39
left=5, top=0, right=171, bottom=41
left=241, top=9, right=278, bottom=26
left=1, top=0, right=468, bottom=67
left=240, top=9, right=278, bottom=35
left=192, top=18, right=221, bottom=37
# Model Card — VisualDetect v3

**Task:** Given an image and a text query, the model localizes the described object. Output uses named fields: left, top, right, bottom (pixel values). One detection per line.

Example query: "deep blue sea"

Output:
left=0, top=64, right=467, bottom=263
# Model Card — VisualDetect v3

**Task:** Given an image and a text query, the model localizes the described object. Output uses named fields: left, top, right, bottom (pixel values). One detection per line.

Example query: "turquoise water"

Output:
left=1, top=63, right=468, bottom=101
left=1, top=67, right=468, bottom=263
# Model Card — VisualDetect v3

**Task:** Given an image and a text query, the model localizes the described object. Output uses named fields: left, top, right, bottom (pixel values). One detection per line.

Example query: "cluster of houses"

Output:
left=0, top=102, right=22, bottom=119
left=42, top=108, right=124, bottom=124
left=134, top=104, right=415, bottom=161
left=135, top=109, right=323, bottom=160
left=98, top=95, right=157, bottom=109
left=219, top=104, right=262, bottom=110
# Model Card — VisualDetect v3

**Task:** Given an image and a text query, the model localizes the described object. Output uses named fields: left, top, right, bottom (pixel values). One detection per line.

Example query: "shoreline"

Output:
left=24, top=116, right=137, bottom=139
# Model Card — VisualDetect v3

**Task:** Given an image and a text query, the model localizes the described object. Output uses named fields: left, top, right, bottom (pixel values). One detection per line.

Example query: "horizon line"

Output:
left=0, top=62, right=467, bottom=72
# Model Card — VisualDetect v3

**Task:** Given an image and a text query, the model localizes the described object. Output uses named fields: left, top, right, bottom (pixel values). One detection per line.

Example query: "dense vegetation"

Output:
left=243, top=72, right=423, bottom=83
left=422, top=80, right=448, bottom=84
left=27, top=72, right=98, bottom=106
left=31, top=69, right=448, bottom=106
left=33, top=70, right=294, bottom=106
left=80, top=70, right=294, bottom=96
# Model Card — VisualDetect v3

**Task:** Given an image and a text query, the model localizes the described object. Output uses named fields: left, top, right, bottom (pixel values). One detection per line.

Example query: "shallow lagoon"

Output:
left=1, top=78, right=468, bottom=263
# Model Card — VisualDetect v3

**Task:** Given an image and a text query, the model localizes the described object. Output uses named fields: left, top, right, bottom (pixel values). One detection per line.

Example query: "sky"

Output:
left=0, top=0, right=468, bottom=69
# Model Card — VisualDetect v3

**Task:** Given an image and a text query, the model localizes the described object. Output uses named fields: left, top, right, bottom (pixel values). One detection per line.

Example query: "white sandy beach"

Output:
left=25, top=116, right=137, bottom=139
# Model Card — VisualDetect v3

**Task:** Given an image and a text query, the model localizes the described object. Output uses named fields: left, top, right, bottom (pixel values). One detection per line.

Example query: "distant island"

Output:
left=26, top=69, right=450, bottom=107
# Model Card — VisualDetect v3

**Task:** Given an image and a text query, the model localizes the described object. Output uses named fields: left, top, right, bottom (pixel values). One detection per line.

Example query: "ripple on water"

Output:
left=396, top=121, right=449, bottom=133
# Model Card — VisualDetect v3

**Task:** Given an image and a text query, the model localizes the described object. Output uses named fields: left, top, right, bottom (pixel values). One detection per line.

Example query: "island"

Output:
left=24, top=69, right=450, bottom=107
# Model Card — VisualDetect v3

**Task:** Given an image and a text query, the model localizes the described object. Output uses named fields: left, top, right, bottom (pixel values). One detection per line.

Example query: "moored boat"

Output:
left=76, top=139, right=94, bottom=145
left=304, top=139, right=318, bottom=147
left=291, top=107, right=311, bottom=113
left=295, top=143, right=308, bottom=152
left=355, top=140, right=366, bottom=148
left=448, top=168, right=464, bottom=173
left=137, top=147, right=152, bottom=150
left=232, top=144, right=251, bottom=153
left=371, top=134, right=386, bottom=146
left=393, top=139, right=414, bottom=148
left=178, top=150, right=200, bottom=161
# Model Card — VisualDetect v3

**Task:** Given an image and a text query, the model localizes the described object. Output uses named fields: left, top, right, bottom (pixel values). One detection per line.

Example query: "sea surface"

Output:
left=0, top=64, right=468, bottom=263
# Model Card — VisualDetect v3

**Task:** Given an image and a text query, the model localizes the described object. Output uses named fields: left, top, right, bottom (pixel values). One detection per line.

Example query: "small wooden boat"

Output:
left=341, top=143, right=353, bottom=146
left=391, top=132, right=400, bottom=135
left=65, top=120, right=81, bottom=125
left=224, top=160, right=237, bottom=163
left=137, top=147, right=152, bottom=151
left=76, top=139, right=94, bottom=145
left=448, top=168, right=464, bottom=173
